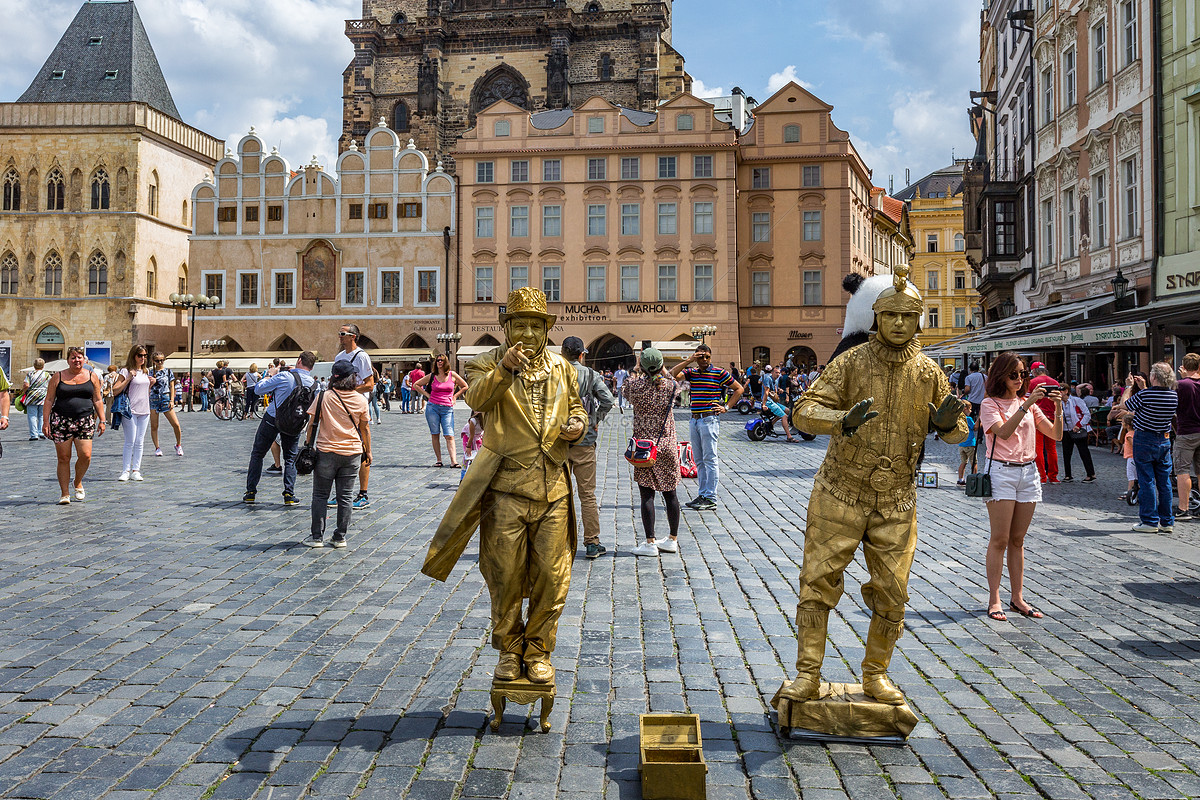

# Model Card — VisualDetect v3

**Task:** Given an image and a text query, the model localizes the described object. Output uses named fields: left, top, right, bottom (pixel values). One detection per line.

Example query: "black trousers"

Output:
left=1061, top=433, right=1095, bottom=479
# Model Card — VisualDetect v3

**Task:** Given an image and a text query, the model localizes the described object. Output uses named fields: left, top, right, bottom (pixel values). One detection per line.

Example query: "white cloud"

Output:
left=765, top=65, right=813, bottom=95
left=848, top=89, right=967, bottom=191
left=690, top=77, right=726, bottom=99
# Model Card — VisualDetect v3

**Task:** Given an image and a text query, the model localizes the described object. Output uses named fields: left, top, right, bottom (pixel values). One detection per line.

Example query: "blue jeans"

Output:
left=426, top=402, right=454, bottom=436
left=401, top=387, right=411, bottom=413
left=27, top=403, right=44, bottom=438
left=690, top=415, right=720, bottom=499
left=246, top=413, right=301, bottom=495
left=200, top=391, right=209, bottom=411
left=1133, top=430, right=1174, bottom=527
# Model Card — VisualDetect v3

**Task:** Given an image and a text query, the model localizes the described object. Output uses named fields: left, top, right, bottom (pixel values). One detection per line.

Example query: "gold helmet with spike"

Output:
left=870, top=264, right=923, bottom=330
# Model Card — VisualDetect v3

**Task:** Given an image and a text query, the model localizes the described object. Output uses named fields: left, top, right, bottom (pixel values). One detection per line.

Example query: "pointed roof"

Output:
left=18, top=0, right=180, bottom=120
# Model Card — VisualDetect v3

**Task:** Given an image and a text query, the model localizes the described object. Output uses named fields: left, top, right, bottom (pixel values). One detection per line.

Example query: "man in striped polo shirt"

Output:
left=672, top=344, right=744, bottom=510
left=1121, top=363, right=1180, bottom=533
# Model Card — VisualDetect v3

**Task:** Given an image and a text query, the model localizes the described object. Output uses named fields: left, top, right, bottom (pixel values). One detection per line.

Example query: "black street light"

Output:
left=170, top=292, right=220, bottom=412
left=1111, top=269, right=1133, bottom=310
left=1000, top=298, right=1016, bottom=319
left=443, top=226, right=452, bottom=339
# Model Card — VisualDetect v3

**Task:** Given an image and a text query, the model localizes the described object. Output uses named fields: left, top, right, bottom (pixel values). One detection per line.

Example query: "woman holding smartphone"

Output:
left=979, top=351, right=1063, bottom=622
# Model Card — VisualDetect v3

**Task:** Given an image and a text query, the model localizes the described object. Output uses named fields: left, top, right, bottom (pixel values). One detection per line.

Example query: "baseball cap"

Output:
left=1030, top=361, right=1045, bottom=369
left=640, top=348, right=664, bottom=374
left=332, top=360, right=357, bottom=379
left=562, top=336, right=587, bottom=354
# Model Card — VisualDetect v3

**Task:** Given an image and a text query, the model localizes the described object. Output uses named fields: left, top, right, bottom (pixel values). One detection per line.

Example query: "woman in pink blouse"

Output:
left=979, top=351, right=1063, bottom=622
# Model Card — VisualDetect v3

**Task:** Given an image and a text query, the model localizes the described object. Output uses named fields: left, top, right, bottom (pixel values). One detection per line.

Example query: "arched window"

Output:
left=472, top=66, right=529, bottom=115
left=146, top=256, right=157, bottom=299
left=44, top=251, right=62, bottom=295
left=784, top=124, right=800, bottom=143
left=0, top=251, right=17, bottom=294
left=91, top=168, right=110, bottom=210
left=586, top=1, right=602, bottom=12
left=46, top=168, right=65, bottom=211
left=148, top=171, right=159, bottom=217
left=392, top=11, right=407, bottom=24
left=393, top=100, right=410, bottom=132
left=954, top=232, right=965, bottom=251
left=598, top=53, right=612, bottom=81
left=182, top=199, right=189, bottom=226
left=178, top=262, right=187, bottom=295
left=88, top=251, right=108, bottom=295
left=2, top=169, right=20, bottom=211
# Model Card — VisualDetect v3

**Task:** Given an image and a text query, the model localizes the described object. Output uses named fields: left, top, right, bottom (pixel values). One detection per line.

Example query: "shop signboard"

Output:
left=961, top=322, right=1147, bottom=355
left=0, top=340, right=10, bottom=377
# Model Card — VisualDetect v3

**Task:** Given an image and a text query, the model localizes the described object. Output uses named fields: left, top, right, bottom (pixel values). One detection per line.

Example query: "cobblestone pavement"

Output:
left=1, top=406, right=1199, bottom=799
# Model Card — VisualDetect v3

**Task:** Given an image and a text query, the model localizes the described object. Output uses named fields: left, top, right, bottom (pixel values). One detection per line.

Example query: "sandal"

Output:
left=434, top=461, right=443, bottom=467
left=986, top=608, right=1008, bottom=622
left=1009, top=602, right=1044, bottom=618
left=450, top=461, right=461, bottom=468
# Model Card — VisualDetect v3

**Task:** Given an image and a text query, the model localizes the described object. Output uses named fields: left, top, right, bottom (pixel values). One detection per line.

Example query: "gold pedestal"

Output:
left=772, top=682, right=919, bottom=742
left=489, top=676, right=555, bottom=733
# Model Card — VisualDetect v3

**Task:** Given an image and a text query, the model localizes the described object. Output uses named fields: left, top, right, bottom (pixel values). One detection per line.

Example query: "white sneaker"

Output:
left=1159, top=525, right=1174, bottom=534
left=74, top=486, right=85, bottom=500
left=656, top=538, right=678, bottom=553
left=1131, top=524, right=1158, bottom=533
left=57, top=496, right=71, bottom=505
left=633, top=541, right=660, bottom=557
left=118, top=471, right=131, bottom=482
left=175, top=444, right=184, bottom=456
left=131, top=471, right=144, bottom=482
left=154, top=448, right=163, bottom=457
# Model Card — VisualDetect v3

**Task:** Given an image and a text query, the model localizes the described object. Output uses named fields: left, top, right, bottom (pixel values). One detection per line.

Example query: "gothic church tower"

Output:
left=340, top=0, right=688, bottom=168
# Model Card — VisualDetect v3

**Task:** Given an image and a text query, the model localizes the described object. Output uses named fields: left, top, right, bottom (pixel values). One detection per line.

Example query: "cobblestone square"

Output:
left=1, top=407, right=1199, bottom=798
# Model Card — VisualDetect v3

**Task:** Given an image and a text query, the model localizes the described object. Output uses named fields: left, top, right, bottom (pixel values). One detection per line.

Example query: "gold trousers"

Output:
left=797, top=485, right=916, bottom=622
left=567, top=446, right=600, bottom=546
left=478, top=489, right=573, bottom=658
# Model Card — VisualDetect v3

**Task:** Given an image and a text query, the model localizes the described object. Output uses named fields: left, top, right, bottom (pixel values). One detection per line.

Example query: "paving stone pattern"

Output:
left=1, top=407, right=1199, bottom=799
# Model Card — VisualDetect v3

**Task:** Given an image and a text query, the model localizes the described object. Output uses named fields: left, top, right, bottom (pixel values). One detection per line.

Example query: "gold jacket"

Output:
left=792, top=335, right=968, bottom=513
left=422, top=344, right=587, bottom=582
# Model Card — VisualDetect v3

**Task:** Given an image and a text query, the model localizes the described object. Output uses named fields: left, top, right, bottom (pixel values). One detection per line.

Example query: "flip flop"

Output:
left=986, top=608, right=1008, bottom=622
left=1009, top=603, right=1044, bottom=618
left=434, top=462, right=443, bottom=467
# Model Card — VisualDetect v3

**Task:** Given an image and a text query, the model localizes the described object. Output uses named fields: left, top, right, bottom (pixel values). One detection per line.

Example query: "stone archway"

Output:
left=470, top=65, right=530, bottom=120
left=588, top=334, right=634, bottom=372
left=785, top=345, right=817, bottom=371
left=475, top=334, right=500, bottom=346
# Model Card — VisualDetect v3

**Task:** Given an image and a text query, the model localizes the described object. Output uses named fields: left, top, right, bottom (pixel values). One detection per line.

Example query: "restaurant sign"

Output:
left=959, top=322, right=1147, bottom=354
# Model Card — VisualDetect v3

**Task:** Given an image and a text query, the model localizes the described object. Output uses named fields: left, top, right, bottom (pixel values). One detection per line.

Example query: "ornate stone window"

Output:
left=88, top=251, right=108, bottom=295
left=46, top=168, right=65, bottom=211
left=586, top=1, right=602, bottom=12
left=91, top=168, right=110, bottom=210
left=44, top=251, right=62, bottom=295
left=0, top=251, right=17, bottom=294
left=598, top=53, right=612, bottom=81
left=392, top=11, right=407, bottom=24
left=472, top=67, right=529, bottom=116
left=2, top=169, right=19, bottom=211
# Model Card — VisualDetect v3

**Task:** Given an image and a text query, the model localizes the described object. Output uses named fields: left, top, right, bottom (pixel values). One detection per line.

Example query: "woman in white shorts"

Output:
left=979, top=351, right=1062, bottom=623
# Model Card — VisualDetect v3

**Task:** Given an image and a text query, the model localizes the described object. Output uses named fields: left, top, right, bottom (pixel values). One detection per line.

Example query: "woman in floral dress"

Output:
left=622, top=348, right=682, bottom=556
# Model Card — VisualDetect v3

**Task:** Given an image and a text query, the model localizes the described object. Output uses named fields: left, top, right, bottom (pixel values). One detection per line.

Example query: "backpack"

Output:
left=274, top=371, right=318, bottom=436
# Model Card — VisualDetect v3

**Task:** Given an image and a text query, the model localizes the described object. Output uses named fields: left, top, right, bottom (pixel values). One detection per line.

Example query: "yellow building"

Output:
left=895, top=164, right=980, bottom=350
left=187, top=124, right=456, bottom=371
left=0, top=0, right=222, bottom=371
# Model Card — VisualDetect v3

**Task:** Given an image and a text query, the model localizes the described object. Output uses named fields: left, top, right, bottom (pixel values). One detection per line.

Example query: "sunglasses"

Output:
left=695, top=354, right=710, bottom=360
left=338, top=331, right=354, bottom=337
left=136, top=353, right=147, bottom=358
left=1008, top=370, right=1029, bottom=380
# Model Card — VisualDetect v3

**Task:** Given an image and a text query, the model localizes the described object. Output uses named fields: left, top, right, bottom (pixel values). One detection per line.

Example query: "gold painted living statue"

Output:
left=779, top=265, right=967, bottom=728
left=423, top=287, right=587, bottom=686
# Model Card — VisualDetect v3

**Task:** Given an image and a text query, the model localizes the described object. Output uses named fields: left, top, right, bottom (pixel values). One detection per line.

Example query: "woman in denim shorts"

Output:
left=978, top=351, right=1062, bottom=623
left=413, top=353, right=468, bottom=467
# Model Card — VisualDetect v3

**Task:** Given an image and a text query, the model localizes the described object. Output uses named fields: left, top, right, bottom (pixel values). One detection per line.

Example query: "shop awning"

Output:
left=924, top=295, right=1119, bottom=358
left=634, top=340, right=701, bottom=361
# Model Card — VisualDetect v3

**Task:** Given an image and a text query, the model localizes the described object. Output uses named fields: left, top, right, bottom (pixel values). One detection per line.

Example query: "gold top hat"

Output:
left=499, top=286, right=557, bottom=326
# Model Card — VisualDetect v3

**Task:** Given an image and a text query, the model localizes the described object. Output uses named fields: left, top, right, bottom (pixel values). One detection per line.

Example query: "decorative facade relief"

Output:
left=1064, top=258, right=1081, bottom=281
left=1115, top=117, right=1141, bottom=156
left=1038, top=127, right=1057, bottom=158
left=1118, top=241, right=1142, bottom=265
left=1085, top=0, right=1107, bottom=24
left=1115, top=65, right=1142, bottom=105
left=1061, top=106, right=1078, bottom=138
left=1087, top=88, right=1108, bottom=122
left=1090, top=250, right=1111, bottom=273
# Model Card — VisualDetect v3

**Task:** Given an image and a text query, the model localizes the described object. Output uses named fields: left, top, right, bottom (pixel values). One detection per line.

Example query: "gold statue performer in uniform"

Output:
left=778, top=266, right=967, bottom=731
left=423, top=287, right=587, bottom=687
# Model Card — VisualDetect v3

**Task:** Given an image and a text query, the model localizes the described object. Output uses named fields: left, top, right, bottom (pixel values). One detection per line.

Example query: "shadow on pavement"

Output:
left=1122, top=579, right=1200, bottom=607
left=1117, top=638, right=1200, bottom=660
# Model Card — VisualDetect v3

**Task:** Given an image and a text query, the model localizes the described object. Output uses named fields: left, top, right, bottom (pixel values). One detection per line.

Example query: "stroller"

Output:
left=745, top=398, right=816, bottom=442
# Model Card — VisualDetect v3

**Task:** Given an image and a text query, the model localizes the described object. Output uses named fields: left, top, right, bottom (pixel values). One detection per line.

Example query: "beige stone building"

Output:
left=187, top=123, right=456, bottom=369
left=452, top=93, right=739, bottom=369
left=735, top=82, right=875, bottom=368
left=341, top=0, right=687, bottom=168
left=0, top=0, right=222, bottom=372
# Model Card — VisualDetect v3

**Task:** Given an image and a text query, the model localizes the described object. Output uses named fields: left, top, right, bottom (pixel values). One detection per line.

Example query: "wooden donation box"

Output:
left=639, top=714, right=707, bottom=800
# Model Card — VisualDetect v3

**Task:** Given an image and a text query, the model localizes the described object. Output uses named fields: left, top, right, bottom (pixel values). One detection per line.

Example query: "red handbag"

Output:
left=625, top=395, right=672, bottom=467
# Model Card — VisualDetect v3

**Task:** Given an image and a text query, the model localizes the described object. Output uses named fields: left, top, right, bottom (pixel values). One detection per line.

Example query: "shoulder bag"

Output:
left=965, top=400, right=1004, bottom=498
left=295, top=391, right=324, bottom=475
left=625, top=382, right=672, bottom=467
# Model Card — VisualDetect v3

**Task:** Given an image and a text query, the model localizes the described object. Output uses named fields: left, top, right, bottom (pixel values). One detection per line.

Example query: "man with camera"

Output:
left=1028, top=363, right=1063, bottom=483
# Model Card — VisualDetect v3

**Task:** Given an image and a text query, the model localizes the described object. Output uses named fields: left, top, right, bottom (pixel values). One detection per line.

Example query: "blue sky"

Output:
left=1, top=0, right=977, bottom=193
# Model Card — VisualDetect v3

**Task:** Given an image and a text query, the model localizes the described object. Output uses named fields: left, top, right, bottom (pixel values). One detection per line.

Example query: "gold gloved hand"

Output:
left=927, top=395, right=965, bottom=432
left=560, top=416, right=586, bottom=441
left=841, top=397, right=879, bottom=437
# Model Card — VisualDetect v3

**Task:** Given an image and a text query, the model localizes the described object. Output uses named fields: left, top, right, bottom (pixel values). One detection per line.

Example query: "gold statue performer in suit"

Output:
left=783, top=265, right=967, bottom=710
left=423, top=287, right=587, bottom=685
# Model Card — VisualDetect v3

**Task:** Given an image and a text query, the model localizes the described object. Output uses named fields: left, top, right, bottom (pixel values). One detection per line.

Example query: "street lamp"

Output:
left=437, top=331, right=462, bottom=359
left=690, top=324, right=717, bottom=344
left=1111, top=269, right=1133, bottom=310
left=999, top=298, right=1016, bottom=319
left=170, top=292, right=220, bottom=412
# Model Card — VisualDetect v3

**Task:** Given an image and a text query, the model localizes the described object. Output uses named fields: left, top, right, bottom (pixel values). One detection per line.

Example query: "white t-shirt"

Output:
left=614, top=368, right=628, bottom=387
left=333, top=347, right=372, bottom=391
left=118, top=368, right=152, bottom=415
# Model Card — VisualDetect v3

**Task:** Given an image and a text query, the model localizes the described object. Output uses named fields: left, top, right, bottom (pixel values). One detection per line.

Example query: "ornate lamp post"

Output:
left=1111, top=269, right=1133, bottom=310
left=999, top=298, right=1016, bottom=319
left=690, top=324, right=717, bottom=345
left=170, top=292, right=220, bottom=412
left=437, top=331, right=462, bottom=361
